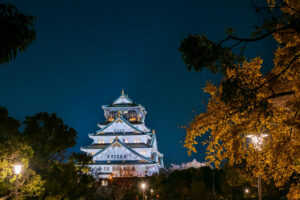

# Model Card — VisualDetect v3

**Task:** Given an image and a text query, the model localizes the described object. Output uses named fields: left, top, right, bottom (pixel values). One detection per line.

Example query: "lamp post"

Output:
left=13, top=164, right=23, bottom=200
left=247, top=134, right=268, bottom=200
left=141, top=183, right=146, bottom=200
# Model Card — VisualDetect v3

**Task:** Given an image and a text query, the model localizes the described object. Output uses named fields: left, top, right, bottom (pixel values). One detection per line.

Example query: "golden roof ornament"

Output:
left=121, top=89, right=124, bottom=96
left=152, top=129, right=155, bottom=134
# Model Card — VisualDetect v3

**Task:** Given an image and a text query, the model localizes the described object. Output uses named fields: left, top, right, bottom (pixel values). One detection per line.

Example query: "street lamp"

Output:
left=245, top=188, right=250, bottom=194
left=141, top=183, right=146, bottom=200
left=150, top=189, right=154, bottom=199
left=246, top=134, right=268, bottom=150
left=247, top=134, right=268, bottom=200
left=13, top=164, right=23, bottom=200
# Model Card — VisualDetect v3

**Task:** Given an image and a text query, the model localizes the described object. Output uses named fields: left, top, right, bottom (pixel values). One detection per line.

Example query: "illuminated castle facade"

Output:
left=81, top=90, right=164, bottom=178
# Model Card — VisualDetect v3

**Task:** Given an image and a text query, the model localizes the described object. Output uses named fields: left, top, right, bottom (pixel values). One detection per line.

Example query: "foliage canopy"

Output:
left=0, top=3, right=36, bottom=64
left=0, top=107, right=96, bottom=199
left=181, top=0, right=300, bottom=186
left=0, top=106, right=44, bottom=199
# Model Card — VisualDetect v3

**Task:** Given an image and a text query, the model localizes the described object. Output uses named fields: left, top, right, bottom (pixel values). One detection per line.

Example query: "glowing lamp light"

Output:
left=245, top=188, right=250, bottom=194
left=246, top=134, right=268, bottom=150
left=246, top=134, right=267, bottom=200
left=141, top=183, right=146, bottom=200
left=13, top=164, right=23, bottom=175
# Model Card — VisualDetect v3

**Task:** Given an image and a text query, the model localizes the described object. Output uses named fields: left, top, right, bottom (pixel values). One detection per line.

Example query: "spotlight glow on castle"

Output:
left=81, top=90, right=164, bottom=178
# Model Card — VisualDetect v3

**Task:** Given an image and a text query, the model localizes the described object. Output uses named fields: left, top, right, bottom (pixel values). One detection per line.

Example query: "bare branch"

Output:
left=228, top=26, right=290, bottom=42
left=258, top=53, right=300, bottom=89
left=267, top=91, right=295, bottom=99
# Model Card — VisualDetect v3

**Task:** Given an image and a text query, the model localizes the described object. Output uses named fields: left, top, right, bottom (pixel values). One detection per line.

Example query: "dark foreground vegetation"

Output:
left=1, top=105, right=296, bottom=200
left=0, top=0, right=299, bottom=199
left=97, top=166, right=295, bottom=200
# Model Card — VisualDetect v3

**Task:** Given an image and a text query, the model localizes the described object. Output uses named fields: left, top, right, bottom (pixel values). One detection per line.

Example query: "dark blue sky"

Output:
left=0, top=0, right=275, bottom=166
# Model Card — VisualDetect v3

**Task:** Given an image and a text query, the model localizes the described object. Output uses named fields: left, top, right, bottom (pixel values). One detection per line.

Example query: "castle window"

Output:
left=134, top=138, right=141, bottom=143
left=124, top=138, right=128, bottom=143
left=107, top=155, right=109, bottom=158
left=124, top=155, right=126, bottom=159
left=114, top=129, right=124, bottom=133
left=98, top=139, right=104, bottom=144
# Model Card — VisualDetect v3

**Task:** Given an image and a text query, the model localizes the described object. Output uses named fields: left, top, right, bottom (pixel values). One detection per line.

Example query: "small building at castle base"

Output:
left=81, top=90, right=164, bottom=180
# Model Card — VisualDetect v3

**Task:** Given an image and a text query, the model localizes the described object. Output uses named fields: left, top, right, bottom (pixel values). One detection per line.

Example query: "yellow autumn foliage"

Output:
left=185, top=0, right=300, bottom=187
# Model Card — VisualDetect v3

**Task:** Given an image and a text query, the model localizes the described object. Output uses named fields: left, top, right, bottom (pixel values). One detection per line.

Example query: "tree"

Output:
left=0, top=106, right=44, bottom=199
left=0, top=3, right=36, bottom=64
left=110, top=177, right=137, bottom=200
left=148, top=167, right=214, bottom=200
left=286, top=183, right=300, bottom=200
left=22, top=112, right=96, bottom=199
left=23, top=112, right=77, bottom=173
left=0, top=108, right=96, bottom=199
left=41, top=153, right=95, bottom=200
left=181, top=0, right=300, bottom=187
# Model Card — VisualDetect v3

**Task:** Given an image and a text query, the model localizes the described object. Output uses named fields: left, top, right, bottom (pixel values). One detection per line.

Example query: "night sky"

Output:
left=0, top=0, right=275, bottom=166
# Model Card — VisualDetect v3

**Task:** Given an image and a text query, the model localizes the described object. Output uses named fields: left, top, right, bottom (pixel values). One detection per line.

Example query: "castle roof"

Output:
left=92, top=138, right=155, bottom=164
left=98, top=120, right=143, bottom=126
left=92, top=160, right=156, bottom=165
left=89, top=133, right=148, bottom=138
left=82, top=143, right=152, bottom=150
left=102, top=90, right=142, bottom=108
left=95, top=116, right=144, bottom=135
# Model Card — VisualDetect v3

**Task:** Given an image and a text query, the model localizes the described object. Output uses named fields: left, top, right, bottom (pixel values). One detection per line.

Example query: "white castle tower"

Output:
left=81, top=90, right=164, bottom=179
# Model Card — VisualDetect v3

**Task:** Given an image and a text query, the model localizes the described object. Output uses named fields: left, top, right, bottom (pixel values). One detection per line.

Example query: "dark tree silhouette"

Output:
left=0, top=3, right=36, bottom=64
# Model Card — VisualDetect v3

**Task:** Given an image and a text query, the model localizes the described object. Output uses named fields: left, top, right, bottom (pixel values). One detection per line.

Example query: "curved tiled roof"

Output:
left=95, top=116, right=144, bottom=135
left=103, top=102, right=140, bottom=108
left=82, top=143, right=152, bottom=149
left=90, top=132, right=148, bottom=137
left=92, top=139, right=155, bottom=163
left=92, top=160, right=157, bottom=165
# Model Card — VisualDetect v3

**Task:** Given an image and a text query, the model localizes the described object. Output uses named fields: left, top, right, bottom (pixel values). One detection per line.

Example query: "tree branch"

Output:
left=267, top=91, right=295, bottom=99
left=228, top=25, right=290, bottom=42
left=229, top=41, right=242, bottom=49
left=258, top=53, right=300, bottom=89
left=283, top=0, right=300, bottom=15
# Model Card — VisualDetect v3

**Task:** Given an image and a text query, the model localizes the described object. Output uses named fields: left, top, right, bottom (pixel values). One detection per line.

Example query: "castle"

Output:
left=81, top=90, right=164, bottom=179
